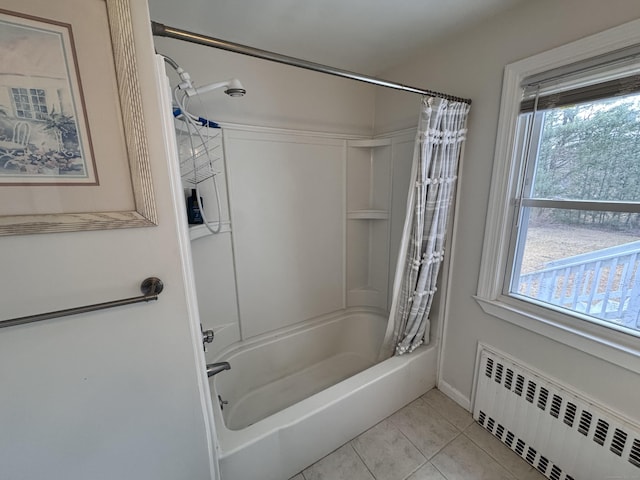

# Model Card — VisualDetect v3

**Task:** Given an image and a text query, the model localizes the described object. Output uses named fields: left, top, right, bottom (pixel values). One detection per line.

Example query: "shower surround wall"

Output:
left=226, top=129, right=344, bottom=339
left=151, top=34, right=423, bottom=356
left=191, top=125, right=416, bottom=359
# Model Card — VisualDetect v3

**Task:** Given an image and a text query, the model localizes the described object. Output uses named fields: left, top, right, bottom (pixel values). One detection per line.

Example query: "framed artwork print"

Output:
left=0, top=0, right=157, bottom=235
left=0, top=11, right=97, bottom=185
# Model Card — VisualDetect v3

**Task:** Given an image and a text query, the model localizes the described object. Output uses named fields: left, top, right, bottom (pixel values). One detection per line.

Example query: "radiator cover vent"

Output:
left=474, top=347, right=640, bottom=480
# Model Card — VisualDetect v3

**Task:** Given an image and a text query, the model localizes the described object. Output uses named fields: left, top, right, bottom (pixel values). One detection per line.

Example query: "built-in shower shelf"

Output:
left=347, top=287, right=386, bottom=309
left=347, top=138, right=392, bottom=148
left=346, top=136, right=393, bottom=311
left=189, top=221, right=232, bottom=240
left=347, top=209, right=389, bottom=220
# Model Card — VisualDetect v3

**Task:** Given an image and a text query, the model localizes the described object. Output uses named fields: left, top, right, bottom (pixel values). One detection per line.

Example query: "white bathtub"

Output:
left=210, top=308, right=437, bottom=480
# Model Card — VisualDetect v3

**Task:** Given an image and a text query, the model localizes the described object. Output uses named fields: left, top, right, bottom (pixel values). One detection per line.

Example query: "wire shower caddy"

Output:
left=175, top=120, right=224, bottom=187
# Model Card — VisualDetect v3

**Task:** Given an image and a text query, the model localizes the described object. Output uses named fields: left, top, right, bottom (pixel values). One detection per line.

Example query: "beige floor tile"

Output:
left=296, top=389, right=553, bottom=480
left=431, top=435, right=514, bottom=480
left=352, top=419, right=426, bottom=480
left=519, top=467, right=549, bottom=479
left=302, top=443, right=374, bottom=480
left=422, top=389, right=474, bottom=430
left=406, top=462, right=448, bottom=480
left=464, top=422, right=534, bottom=478
left=388, top=398, right=460, bottom=459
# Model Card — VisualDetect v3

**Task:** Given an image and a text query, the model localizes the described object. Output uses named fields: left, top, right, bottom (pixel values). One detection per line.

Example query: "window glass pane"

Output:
left=511, top=207, right=640, bottom=335
left=530, top=93, right=640, bottom=202
left=10, top=86, right=47, bottom=121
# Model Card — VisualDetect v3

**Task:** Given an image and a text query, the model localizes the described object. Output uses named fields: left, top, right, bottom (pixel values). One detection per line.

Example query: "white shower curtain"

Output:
left=380, top=96, right=470, bottom=358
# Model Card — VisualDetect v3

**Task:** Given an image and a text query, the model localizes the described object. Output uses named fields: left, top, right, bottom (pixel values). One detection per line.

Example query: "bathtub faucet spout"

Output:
left=206, top=362, right=231, bottom=377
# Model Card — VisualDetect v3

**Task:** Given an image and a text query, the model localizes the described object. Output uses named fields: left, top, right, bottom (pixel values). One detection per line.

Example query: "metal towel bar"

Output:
left=0, top=277, right=164, bottom=329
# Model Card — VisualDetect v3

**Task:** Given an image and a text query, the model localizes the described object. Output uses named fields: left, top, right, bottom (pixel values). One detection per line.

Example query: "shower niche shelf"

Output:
left=189, top=221, right=232, bottom=240
left=348, top=138, right=391, bottom=148
left=347, top=210, right=389, bottom=220
left=346, top=138, right=392, bottom=310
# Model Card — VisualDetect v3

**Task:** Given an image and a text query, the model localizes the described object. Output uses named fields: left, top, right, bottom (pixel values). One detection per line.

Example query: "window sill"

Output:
left=474, top=294, right=640, bottom=375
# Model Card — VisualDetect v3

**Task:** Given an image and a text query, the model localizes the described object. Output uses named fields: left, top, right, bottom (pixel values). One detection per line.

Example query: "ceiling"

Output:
left=148, top=0, right=526, bottom=75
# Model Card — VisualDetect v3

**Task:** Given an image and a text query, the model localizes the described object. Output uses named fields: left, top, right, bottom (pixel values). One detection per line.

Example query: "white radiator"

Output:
left=473, top=346, right=640, bottom=480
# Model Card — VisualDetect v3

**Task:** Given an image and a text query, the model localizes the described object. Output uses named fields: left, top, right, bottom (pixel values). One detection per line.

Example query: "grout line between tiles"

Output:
left=391, top=397, right=465, bottom=460
left=431, top=461, right=450, bottom=480
left=398, top=458, right=427, bottom=480
left=349, top=439, right=378, bottom=480
left=461, top=425, right=535, bottom=479
left=429, top=429, right=463, bottom=461
left=298, top=440, right=353, bottom=480
left=422, top=391, right=475, bottom=431
left=411, top=433, right=465, bottom=480
left=384, top=402, right=430, bottom=466
left=461, top=430, right=522, bottom=480
left=388, top=406, right=464, bottom=479
left=419, top=393, right=470, bottom=430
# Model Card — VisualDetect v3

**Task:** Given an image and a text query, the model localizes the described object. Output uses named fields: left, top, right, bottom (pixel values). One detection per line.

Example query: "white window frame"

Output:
left=476, top=18, right=640, bottom=374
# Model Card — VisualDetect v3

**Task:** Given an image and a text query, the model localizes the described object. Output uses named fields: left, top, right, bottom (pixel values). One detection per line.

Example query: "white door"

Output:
left=0, top=2, right=217, bottom=479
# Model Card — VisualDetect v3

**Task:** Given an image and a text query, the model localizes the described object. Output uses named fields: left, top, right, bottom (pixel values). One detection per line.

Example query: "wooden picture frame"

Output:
left=0, top=0, right=156, bottom=235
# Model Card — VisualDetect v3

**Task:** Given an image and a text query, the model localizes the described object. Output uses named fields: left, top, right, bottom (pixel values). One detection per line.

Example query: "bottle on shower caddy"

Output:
left=187, top=188, right=204, bottom=224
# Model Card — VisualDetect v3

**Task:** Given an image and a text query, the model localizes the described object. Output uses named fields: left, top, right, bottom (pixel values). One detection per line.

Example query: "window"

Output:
left=11, top=87, right=48, bottom=120
left=508, top=81, right=640, bottom=336
left=477, top=19, right=640, bottom=368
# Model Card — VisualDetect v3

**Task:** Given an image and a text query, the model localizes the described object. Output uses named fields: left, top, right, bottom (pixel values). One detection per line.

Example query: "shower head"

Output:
left=185, top=78, right=246, bottom=98
left=224, top=78, right=246, bottom=97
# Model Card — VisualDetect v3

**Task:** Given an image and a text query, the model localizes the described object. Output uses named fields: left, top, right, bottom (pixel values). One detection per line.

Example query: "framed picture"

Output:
left=0, top=0, right=156, bottom=235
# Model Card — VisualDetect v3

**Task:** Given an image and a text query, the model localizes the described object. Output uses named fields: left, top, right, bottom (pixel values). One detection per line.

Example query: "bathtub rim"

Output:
left=211, top=340, right=437, bottom=457
left=210, top=306, right=387, bottom=363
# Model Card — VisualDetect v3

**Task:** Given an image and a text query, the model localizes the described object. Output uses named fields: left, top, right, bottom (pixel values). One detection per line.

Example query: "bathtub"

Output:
left=209, top=308, right=437, bottom=480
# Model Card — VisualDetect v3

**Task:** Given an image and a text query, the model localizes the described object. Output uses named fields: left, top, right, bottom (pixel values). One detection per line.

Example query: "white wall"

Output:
left=0, top=2, right=214, bottom=479
left=375, top=0, right=640, bottom=419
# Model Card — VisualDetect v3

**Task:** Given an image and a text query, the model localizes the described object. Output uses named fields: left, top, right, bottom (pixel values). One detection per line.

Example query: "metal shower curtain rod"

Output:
left=151, top=22, right=472, bottom=105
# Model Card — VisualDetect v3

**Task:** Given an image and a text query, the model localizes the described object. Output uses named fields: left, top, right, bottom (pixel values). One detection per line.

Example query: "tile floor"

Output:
left=290, top=388, right=547, bottom=480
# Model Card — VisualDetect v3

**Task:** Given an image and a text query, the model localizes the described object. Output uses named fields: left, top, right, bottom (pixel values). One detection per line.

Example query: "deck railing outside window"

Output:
left=517, top=241, right=640, bottom=331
